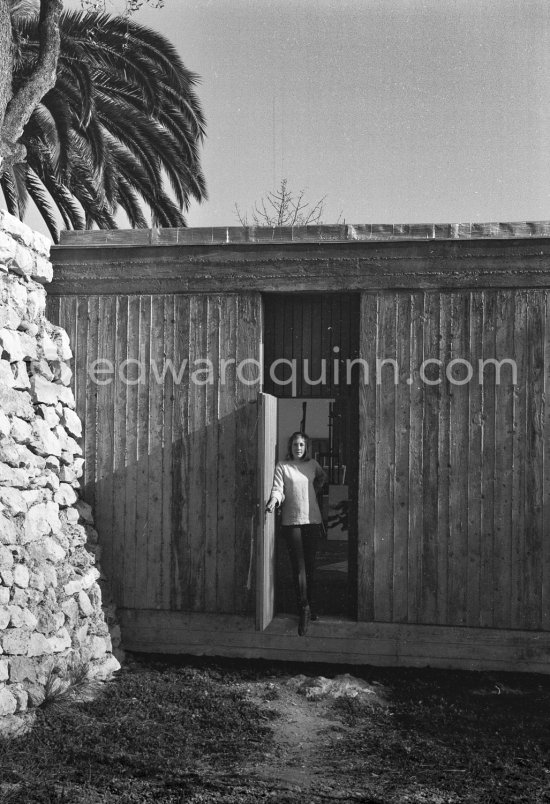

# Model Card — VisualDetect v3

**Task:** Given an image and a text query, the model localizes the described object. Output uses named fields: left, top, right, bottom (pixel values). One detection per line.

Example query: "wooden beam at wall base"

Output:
left=119, top=610, right=550, bottom=674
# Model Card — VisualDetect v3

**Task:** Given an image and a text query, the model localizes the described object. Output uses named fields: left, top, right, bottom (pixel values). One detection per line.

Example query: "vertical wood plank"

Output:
left=543, top=290, right=550, bottom=630
left=447, top=292, right=470, bottom=626
left=436, top=292, right=451, bottom=625
left=134, top=296, right=151, bottom=609
left=111, top=296, right=128, bottom=608
left=146, top=295, right=166, bottom=608
left=493, top=290, right=515, bottom=628
left=94, top=296, right=116, bottom=607
left=84, top=297, right=99, bottom=510
left=216, top=295, right=237, bottom=612
left=511, top=292, right=527, bottom=628
left=123, top=295, right=140, bottom=610
left=373, top=293, right=395, bottom=622
left=204, top=297, right=220, bottom=611
left=525, top=290, right=544, bottom=629
left=479, top=292, right=496, bottom=626
left=160, top=295, right=175, bottom=610
left=420, top=292, right=439, bottom=623
left=302, top=294, right=312, bottom=397
left=186, top=296, right=207, bottom=610
left=408, top=292, right=424, bottom=624
left=392, top=293, right=410, bottom=623
left=170, top=295, right=190, bottom=610
left=466, top=291, right=483, bottom=627
left=357, top=293, right=377, bottom=620
left=234, top=294, right=261, bottom=613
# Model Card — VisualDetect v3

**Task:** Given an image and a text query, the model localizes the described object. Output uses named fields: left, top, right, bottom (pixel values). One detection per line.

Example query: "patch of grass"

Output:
left=326, top=668, right=550, bottom=804
left=0, top=656, right=273, bottom=804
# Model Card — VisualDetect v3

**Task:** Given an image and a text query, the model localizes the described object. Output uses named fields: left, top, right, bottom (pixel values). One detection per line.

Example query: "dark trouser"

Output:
left=282, top=524, right=320, bottom=611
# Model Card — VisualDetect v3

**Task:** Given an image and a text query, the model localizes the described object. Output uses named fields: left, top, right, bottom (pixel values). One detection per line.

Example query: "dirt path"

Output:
left=238, top=675, right=387, bottom=802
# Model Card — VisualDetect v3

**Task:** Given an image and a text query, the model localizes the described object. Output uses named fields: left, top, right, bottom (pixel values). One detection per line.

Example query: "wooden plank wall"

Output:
left=262, top=294, right=360, bottom=398
left=47, top=293, right=262, bottom=615
left=358, top=289, right=549, bottom=631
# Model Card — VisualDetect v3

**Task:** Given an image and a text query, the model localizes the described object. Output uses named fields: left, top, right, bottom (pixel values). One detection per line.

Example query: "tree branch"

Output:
left=1, top=0, right=63, bottom=168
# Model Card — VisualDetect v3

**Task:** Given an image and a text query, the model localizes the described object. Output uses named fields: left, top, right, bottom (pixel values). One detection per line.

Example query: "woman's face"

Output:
left=291, top=436, right=306, bottom=460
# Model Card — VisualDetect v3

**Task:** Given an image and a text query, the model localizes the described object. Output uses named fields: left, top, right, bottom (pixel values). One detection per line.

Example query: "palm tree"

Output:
left=2, top=9, right=207, bottom=241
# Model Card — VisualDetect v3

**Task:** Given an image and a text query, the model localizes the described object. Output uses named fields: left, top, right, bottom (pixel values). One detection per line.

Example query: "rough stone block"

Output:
left=54, top=484, right=78, bottom=508
left=31, top=256, right=53, bottom=284
left=0, top=607, right=10, bottom=629
left=13, top=564, right=29, bottom=589
left=29, top=418, right=62, bottom=457
left=23, top=502, right=61, bottom=543
left=27, top=537, right=66, bottom=564
left=78, top=590, right=94, bottom=617
left=48, top=628, right=71, bottom=653
left=0, top=387, right=33, bottom=419
left=10, top=417, right=32, bottom=444
left=50, top=327, right=72, bottom=361
left=0, top=442, right=44, bottom=471
left=0, top=412, right=10, bottom=438
left=27, top=633, right=52, bottom=657
left=0, top=660, right=8, bottom=682
left=0, top=304, right=21, bottom=330
left=0, top=488, right=27, bottom=516
left=30, top=375, right=66, bottom=408
left=0, top=688, right=17, bottom=716
left=24, top=683, right=46, bottom=707
left=0, top=231, right=17, bottom=269
left=2, top=630, right=30, bottom=656
left=8, top=656, right=38, bottom=683
left=12, top=361, right=30, bottom=390
left=0, top=463, right=28, bottom=487
left=26, top=287, right=46, bottom=322
left=50, top=361, right=72, bottom=386
left=29, top=570, right=45, bottom=591
left=0, top=328, right=24, bottom=361
left=0, top=588, right=9, bottom=605
left=42, top=564, right=58, bottom=588
left=0, top=545, right=14, bottom=569
left=0, top=359, right=15, bottom=388
left=29, top=358, right=54, bottom=382
left=15, top=331, right=38, bottom=361
left=36, top=406, right=60, bottom=430
left=92, top=654, right=121, bottom=681
left=0, top=211, right=34, bottom=248
left=0, top=515, right=18, bottom=545
left=38, top=332, right=58, bottom=361
left=1, top=569, right=13, bottom=586
left=11, top=684, right=29, bottom=712
left=61, top=407, right=82, bottom=438
left=31, top=230, right=51, bottom=258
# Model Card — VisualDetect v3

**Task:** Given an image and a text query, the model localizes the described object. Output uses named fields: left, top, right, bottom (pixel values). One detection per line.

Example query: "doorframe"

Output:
left=258, top=292, right=361, bottom=624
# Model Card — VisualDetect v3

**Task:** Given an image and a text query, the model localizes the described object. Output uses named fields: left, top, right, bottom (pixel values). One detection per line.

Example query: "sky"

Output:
left=63, top=0, right=550, bottom=228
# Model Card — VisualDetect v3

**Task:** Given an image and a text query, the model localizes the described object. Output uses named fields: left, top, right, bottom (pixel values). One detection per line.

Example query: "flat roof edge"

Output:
left=56, top=221, right=550, bottom=248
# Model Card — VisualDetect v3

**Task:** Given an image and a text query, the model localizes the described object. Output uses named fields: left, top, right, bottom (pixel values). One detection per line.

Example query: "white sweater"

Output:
left=269, top=459, right=327, bottom=526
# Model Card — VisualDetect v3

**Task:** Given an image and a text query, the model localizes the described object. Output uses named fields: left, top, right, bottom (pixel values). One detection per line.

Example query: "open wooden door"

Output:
left=256, top=392, right=278, bottom=630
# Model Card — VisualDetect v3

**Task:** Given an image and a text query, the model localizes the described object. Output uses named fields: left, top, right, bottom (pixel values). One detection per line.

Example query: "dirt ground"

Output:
left=2, top=655, right=550, bottom=803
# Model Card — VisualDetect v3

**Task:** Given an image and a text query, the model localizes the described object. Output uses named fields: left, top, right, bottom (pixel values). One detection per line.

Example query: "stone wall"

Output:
left=0, top=211, right=120, bottom=728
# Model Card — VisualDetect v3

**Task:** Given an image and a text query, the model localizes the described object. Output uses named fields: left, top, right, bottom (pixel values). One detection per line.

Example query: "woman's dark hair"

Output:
left=286, top=431, right=311, bottom=461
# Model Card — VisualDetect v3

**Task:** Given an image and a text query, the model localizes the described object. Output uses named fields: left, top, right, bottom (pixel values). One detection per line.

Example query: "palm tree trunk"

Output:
left=0, top=0, right=14, bottom=174
left=0, top=0, right=63, bottom=176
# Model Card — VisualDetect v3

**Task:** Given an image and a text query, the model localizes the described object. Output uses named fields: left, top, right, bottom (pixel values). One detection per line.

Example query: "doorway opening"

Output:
left=275, top=397, right=353, bottom=618
left=261, top=293, right=360, bottom=622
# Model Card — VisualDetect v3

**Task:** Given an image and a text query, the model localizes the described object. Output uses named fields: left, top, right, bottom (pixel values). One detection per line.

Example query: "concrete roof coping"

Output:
left=56, top=221, right=550, bottom=248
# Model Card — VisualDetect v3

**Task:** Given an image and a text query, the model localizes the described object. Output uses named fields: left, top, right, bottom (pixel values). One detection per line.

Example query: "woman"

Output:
left=265, top=432, right=328, bottom=636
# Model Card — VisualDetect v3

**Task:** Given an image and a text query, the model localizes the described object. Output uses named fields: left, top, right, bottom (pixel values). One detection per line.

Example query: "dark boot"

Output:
left=298, top=603, right=311, bottom=636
